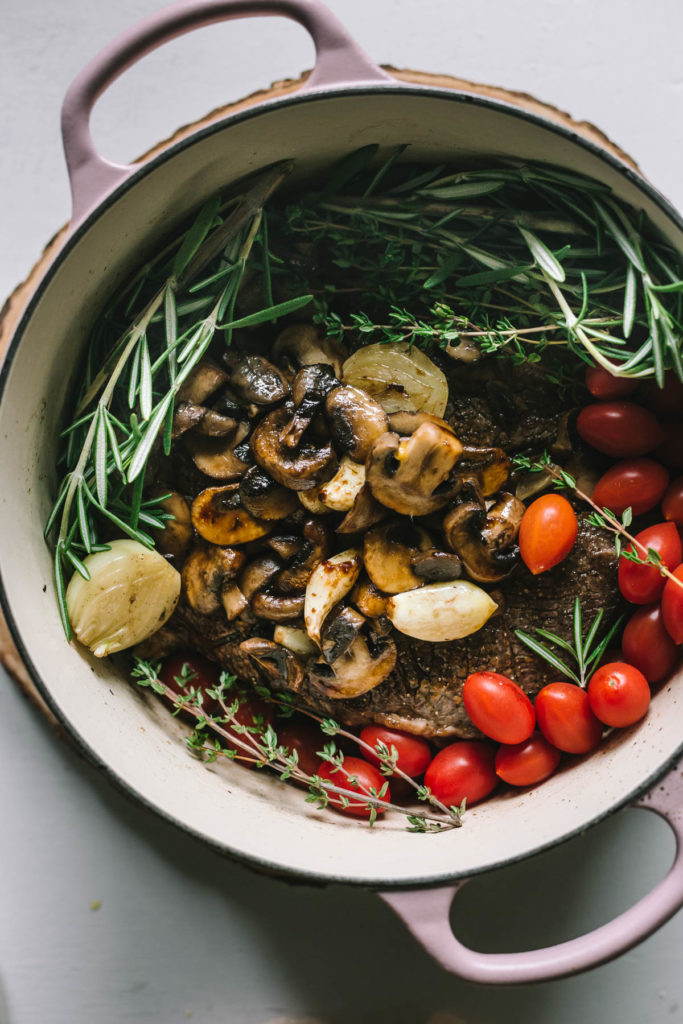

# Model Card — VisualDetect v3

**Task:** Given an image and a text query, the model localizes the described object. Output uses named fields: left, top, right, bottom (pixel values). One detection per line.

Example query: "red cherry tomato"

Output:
left=662, top=565, right=683, bottom=644
left=587, top=662, right=651, bottom=728
left=424, top=741, right=498, bottom=808
left=276, top=716, right=324, bottom=778
left=224, top=692, right=276, bottom=766
left=644, top=373, right=683, bottom=418
left=317, top=756, right=390, bottom=818
left=592, top=458, right=669, bottom=517
left=360, top=725, right=432, bottom=778
left=519, top=494, right=578, bottom=574
left=495, top=733, right=561, bottom=787
left=622, top=604, right=679, bottom=684
left=655, top=421, right=683, bottom=470
left=576, top=402, right=664, bottom=457
left=585, top=365, right=638, bottom=400
left=663, top=477, right=683, bottom=526
left=158, top=651, right=221, bottom=716
left=618, top=522, right=682, bottom=604
left=535, top=683, right=603, bottom=754
left=462, top=671, right=535, bottom=744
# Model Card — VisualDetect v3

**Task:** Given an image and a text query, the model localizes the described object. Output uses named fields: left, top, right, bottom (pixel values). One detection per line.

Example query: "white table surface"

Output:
left=1, top=2, right=683, bottom=1021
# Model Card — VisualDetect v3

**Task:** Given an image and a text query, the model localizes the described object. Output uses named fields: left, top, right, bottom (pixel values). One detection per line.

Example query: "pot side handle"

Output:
left=380, top=760, right=683, bottom=984
left=61, top=0, right=391, bottom=226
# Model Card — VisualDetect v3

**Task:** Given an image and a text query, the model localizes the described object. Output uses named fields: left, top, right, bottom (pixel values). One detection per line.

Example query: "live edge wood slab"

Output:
left=0, top=66, right=638, bottom=733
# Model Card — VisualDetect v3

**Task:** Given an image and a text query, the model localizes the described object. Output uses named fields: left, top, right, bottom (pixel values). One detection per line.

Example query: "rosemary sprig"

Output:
left=516, top=597, right=623, bottom=687
left=131, top=658, right=462, bottom=833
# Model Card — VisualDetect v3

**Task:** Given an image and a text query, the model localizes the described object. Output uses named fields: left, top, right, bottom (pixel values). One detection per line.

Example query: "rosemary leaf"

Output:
left=519, top=226, right=566, bottom=283
left=514, top=628, right=580, bottom=685
left=172, top=195, right=221, bottom=279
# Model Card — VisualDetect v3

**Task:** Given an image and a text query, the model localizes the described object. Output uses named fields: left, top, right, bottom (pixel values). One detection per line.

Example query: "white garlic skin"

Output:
left=66, top=539, right=181, bottom=657
left=387, top=581, right=497, bottom=642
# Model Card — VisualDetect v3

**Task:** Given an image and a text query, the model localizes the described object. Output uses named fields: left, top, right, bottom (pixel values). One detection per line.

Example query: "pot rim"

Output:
left=2, top=82, right=682, bottom=890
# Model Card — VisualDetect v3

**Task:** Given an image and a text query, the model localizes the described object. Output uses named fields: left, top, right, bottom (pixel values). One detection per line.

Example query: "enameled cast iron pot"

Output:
left=2, top=0, right=683, bottom=985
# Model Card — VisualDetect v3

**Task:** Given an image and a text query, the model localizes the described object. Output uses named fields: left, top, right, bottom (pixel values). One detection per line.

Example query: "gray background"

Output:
left=1, top=1, right=682, bottom=1021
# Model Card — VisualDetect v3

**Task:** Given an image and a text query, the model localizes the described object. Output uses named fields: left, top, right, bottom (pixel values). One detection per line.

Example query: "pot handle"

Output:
left=380, top=760, right=683, bottom=984
left=61, top=0, right=391, bottom=225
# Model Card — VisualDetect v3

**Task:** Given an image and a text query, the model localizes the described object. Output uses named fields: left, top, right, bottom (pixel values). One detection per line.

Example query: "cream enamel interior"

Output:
left=1, top=89, right=682, bottom=887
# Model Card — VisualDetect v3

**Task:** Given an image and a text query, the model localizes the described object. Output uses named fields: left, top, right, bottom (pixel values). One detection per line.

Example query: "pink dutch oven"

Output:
left=1, top=0, right=682, bottom=985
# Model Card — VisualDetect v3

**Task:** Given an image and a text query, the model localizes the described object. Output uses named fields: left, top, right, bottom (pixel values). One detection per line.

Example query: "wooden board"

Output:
left=0, top=66, right=639, bottom=730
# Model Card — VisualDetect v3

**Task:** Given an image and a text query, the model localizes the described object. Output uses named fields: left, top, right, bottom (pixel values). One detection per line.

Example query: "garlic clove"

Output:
left=387, top=581, right=497, bottom=642
left=319, top=456, right=366, bottom=512
left=273, top=625, right=317, bottom=657
left=304, top=548, right=362, bottom=645
left=66, top=539, right=181, bottom=657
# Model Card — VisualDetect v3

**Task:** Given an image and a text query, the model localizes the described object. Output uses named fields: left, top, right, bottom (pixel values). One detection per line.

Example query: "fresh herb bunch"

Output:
left=270, top=145, right=683, bottom=377
left=131, top=657, right=463, bottom=832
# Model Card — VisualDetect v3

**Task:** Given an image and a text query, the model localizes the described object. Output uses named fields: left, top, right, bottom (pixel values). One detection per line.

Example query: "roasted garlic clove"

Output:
left=66, top=539, right=181, bottom=657
left=319, top=456, right=366, bottom=512
left=304, top=548, right=362, bottom=644
left=386, top=580, right=497, bottom=642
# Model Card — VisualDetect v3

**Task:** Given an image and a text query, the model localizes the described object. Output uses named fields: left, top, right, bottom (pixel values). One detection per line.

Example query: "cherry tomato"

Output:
left=519, top=494, right=578, bottom=574
left=535, top=683, right=603, bottom=754
left=462, top=671, right=535, bottom=744
left=225, top=692, right=276, bottom=766
left=585, top=365, right=638, bottom=400
left=663, top=477, right=683, bottom=526
left=424, top=741, right=498, bottom=807
left=622, top=603, right=679, bottom=684
left=495, top=733, right=561, bottom=787
left=662, top=565, right=683, bottom=644
left=317, top=756, right=390, bottom=818
left=655, top=421, right=683, bottom=470
left=576, top=402, right=664, bottom=457
left=360, top=725, right=432, bottom=778
left=644, top=373, right=683, bottom=418
left=618, top=522, right=682, bottom=604
left=592, top=458, right=669, bottom=517
left=158, top=651, right=221, bottom=716
left=276, top=716, right=324, bottom=778
left=587, top=662, right=651, bottom=728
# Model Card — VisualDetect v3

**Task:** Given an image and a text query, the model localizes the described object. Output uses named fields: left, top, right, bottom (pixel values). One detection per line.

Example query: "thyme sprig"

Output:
left=513, top=452, right=683, bottom=594
left=516, top=597, right=623, bottom=687
left=131, top=658, right=463, bottom=833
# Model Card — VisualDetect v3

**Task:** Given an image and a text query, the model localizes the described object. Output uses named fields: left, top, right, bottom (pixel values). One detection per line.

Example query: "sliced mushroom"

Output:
left=410, top=548, right=463, bottom=582
left=318, top=456, right=366, bottom=512
left=172, top=401, right=207, bottom=439
left=221, top=583, right=249, bottom=621
left=251, top=591, right=306, bottom=621
left=273, top=324, right=347, bottom=378
left=274, top=518, right=331, bottom=594
left=196, top=408, right=241, bottom=437
left=192, top=484, right=271, bottom=545
left=304, top=547, right=363, bottom=644
left=229, top=354, right=289, bottom=406
left=239, top=465, right=299, bottom=520
left=336, top=483, right=386, bottom=535
left=251, top=408, right=337, bottom=491
left=308, top=632, right=396, bottom=699
left=363, top=521, right=431, bottom=594
left=177, top=360, right=229, bottom=405
left=239, top=555, right=281, bottom=601
left=366, top=423, right=463, bottom=516
left=181, top=545, right=246, bottom=615
left=387, top=580, right=498, bottom=642
left=185, top=433, right=250, bottom=480
left=273, top=625, right=317, bottom=658
left=458, top=445, right=511, bottom=498
left=265, top=534, right=303, bottom=560
left=443, top=492, right=525, bottom=583
left=325, top=385, right=389, bottom=462
left=320, top=605, right=366, bottom=664
left=239, top=638, right=304, bottom=691
left=154, top=492, right=192, bottom=562
left=350, top=576, right=389, bottom=619
left=279, top=364, right=339, bottom=449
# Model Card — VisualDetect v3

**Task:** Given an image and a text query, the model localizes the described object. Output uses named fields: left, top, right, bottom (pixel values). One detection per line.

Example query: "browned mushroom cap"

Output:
left=239, top=465, right=299, bottom=520
left=320, top=605, right=366, bottom=664
left=336, top=483, right=386, bottom=535
left=155, top=492, right=192, bottom=562
left=251, top=591, right=306, bottom=621
left=350, top=576, right=389, bottom=618
left=410, top=548, right=463, bottom=582
left=192, top=484, right=271, bottom=545
left=279, top=364, right=339, bottom=449
left=363, top=520, right=431, bottom=594
left=177, top=360, right=229, bottom=405
left=366, top=423, right=463, bottom=516
left=273, top=324, right=347, bottom=378
left=229, top=354, right=289, bottom=406
left=265, top=534, right=304, bottom=560
left=274, top=517, right=331, bottom=594
left=443, top=492, right=525, bottom=583
left=239, top=638, right=304, bottom=691
left=239, top=555, right=281, bottom=601
left=196, top=408, right=241, bottom=437
left=181, top=545, right=246, bottom=615
left=307, top=632, right=396, bottom=699
left=185, top=433, right=251, bottom=480
left=458, top=445, right=511, bottom=498
left=325, top=385, right=389, bottom=462
left=172, top=402, right=207, bottom=439
left=251, top=408, right=337, bottom=491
